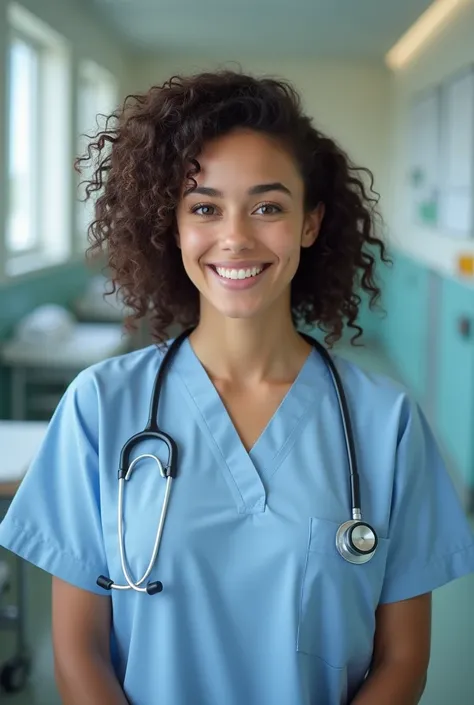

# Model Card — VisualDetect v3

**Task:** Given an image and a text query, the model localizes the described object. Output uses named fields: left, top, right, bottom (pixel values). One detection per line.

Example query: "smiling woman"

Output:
left=1, top=69, right=473, bottom=705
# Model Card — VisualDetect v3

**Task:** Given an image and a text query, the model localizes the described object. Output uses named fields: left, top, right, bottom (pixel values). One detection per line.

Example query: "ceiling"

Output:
left=86, top=0, right=435, bottom=59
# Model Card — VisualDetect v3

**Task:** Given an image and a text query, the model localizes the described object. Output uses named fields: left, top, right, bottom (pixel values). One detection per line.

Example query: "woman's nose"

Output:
left=220, top=214, right=255, bottom=252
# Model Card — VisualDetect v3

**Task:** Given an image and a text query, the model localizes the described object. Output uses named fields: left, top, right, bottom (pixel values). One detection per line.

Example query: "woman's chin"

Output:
left=211, top=301, right=266, bottom=321
left=200, top=288, right=289, bottom=323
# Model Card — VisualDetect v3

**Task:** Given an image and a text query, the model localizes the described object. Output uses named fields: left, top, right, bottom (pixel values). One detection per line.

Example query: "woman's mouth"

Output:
left=207, top=263, right=271, bottom=289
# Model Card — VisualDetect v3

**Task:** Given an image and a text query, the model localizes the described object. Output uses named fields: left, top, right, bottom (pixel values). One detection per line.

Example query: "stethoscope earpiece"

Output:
left=96, top=575, right=163, bottom=594
left=146, top=581, right=163, bottom=595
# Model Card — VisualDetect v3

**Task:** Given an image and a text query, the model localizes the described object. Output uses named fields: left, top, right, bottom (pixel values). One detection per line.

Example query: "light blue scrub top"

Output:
left=1, top=338, right=474, bottom=705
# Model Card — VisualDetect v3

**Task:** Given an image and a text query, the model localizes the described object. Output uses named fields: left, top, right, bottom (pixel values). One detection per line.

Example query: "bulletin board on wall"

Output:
left=409, top=85, right=441, bottom=229
left=408, top=65, right=474, bottom=239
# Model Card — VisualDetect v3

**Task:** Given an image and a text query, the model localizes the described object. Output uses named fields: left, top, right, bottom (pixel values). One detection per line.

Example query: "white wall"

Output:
left=0, top=0, right=132, bottom=80
left=130, top=56, right=392, bottom=218
left=388, top=1, right=474, bottom=281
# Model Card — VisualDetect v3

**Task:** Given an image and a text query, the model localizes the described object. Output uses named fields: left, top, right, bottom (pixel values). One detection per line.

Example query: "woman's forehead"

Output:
left=187, top=130, right=303, bottom=195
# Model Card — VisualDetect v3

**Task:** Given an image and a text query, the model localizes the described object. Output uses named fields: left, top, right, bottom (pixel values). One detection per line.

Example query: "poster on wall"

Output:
left=439, top=66, right=474, bottom=238
left=409, top=86, right=441, bottom=228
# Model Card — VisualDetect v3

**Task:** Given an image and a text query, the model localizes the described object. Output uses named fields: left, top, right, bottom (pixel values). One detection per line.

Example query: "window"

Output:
left=76, top=60, right=118, bottom=247
left=7, top=35, right=40, bottom=254
left=6, top=3, right=71, bottom=277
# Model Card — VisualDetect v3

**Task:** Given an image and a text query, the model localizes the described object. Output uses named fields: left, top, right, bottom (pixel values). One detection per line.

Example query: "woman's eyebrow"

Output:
left=183, top=182, right=292, bottom=198
left=249, top=182, right=292, bottom=196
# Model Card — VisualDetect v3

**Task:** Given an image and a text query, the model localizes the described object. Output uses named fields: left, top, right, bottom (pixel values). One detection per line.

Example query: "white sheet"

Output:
left=0, top=421, right=48, bottom=482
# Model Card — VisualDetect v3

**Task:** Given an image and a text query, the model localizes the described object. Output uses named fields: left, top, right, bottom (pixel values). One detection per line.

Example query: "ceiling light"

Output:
left=386, top=0, right=472, bottom=70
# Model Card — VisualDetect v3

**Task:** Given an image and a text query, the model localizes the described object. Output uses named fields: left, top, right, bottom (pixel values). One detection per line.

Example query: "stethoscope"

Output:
left=97, top=328, right=378, bottom=596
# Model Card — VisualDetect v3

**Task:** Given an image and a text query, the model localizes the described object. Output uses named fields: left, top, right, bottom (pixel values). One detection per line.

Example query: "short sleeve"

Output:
left=380, top=397, right=474, bottom=604
left=0, top=371, right=108, bottom=594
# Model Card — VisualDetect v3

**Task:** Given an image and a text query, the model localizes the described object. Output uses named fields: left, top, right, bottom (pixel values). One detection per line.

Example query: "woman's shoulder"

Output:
left=69, top=340, right=171, bottom=400
left=330, top=351, right=415, bottom=425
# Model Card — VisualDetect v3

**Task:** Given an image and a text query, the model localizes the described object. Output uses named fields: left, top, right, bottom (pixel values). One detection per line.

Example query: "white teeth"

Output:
left=215, top=266, right=264, bottom=280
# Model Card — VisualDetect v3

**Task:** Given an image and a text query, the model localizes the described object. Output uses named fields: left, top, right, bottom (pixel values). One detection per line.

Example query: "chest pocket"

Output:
left=296, top=516, right=389, bottom=669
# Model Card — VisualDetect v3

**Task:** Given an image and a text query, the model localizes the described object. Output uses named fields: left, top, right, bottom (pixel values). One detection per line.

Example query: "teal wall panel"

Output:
left=372, top=249, right=474, bottom=494
left=435, top=277, right=474, bottom=488
left=379, top=252, right=430, bottom=403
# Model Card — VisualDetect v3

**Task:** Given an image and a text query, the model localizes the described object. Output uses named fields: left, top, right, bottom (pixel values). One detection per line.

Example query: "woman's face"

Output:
left=175, top=129, right=324, bottom=322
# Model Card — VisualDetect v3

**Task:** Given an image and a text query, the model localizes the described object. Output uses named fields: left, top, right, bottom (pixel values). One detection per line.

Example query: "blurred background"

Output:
left=1, top=0, right=474, bottom=702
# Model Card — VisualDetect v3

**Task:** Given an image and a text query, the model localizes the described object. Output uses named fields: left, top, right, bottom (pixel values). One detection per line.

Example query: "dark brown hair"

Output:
left=76, top=69, right=390, bottom=346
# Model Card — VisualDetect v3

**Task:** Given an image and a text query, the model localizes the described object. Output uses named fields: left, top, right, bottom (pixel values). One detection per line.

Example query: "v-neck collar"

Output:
left=170, top=337, right=329, bottom=514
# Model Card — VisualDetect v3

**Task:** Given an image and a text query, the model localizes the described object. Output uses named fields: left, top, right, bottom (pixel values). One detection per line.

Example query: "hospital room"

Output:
left=0, top=0, right=474, bottom=703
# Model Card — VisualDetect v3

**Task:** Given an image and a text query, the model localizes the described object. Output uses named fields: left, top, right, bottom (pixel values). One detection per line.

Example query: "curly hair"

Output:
left=76, top=69, right=390, bottom=347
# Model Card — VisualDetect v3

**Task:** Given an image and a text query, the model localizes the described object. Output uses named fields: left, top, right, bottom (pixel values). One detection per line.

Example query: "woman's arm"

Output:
left=52, top=577, right=129, bottom=705
left=351, top=593, right=432, bottom=705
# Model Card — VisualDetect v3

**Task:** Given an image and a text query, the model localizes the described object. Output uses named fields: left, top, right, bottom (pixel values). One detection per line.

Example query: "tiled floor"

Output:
left=1, top=341, right=473, bottom=704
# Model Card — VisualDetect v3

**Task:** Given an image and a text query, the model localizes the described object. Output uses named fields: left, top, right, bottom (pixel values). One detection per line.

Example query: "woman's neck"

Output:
left=189, top=307, right=312, bottom=386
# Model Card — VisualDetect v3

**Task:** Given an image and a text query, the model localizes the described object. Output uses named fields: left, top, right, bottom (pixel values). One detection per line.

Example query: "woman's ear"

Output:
left=301, top=202, right=325, bottom=248
left=174, top=228, right=181, bottom=249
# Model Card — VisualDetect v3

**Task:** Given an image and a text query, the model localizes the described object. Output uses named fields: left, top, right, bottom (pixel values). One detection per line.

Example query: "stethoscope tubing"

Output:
left=114, top=454, right=173, bottom=592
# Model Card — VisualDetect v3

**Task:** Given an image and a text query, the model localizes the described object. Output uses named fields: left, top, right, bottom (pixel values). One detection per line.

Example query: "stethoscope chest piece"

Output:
left=336, top=520, right=378, bottom=564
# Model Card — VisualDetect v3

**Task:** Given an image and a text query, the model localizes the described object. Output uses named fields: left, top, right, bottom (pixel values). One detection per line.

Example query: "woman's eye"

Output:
left=255, top=204, right=281, bottom=215
left=191, top=203, right=281, bottom=216
left=191, top=204, right=215, bottom=216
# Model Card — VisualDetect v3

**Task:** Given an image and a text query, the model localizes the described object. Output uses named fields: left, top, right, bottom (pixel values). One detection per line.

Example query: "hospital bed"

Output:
left=0, top=421, right=48, bottom=694
left=73, top=274, right=152, bottom=349
left=1, top=319, right=131, bottom=420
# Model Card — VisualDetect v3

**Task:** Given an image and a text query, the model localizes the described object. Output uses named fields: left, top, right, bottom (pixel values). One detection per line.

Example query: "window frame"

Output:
left=3, top=2, right=72, bottom=281
left=6, top=28, right=43, bottom=259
